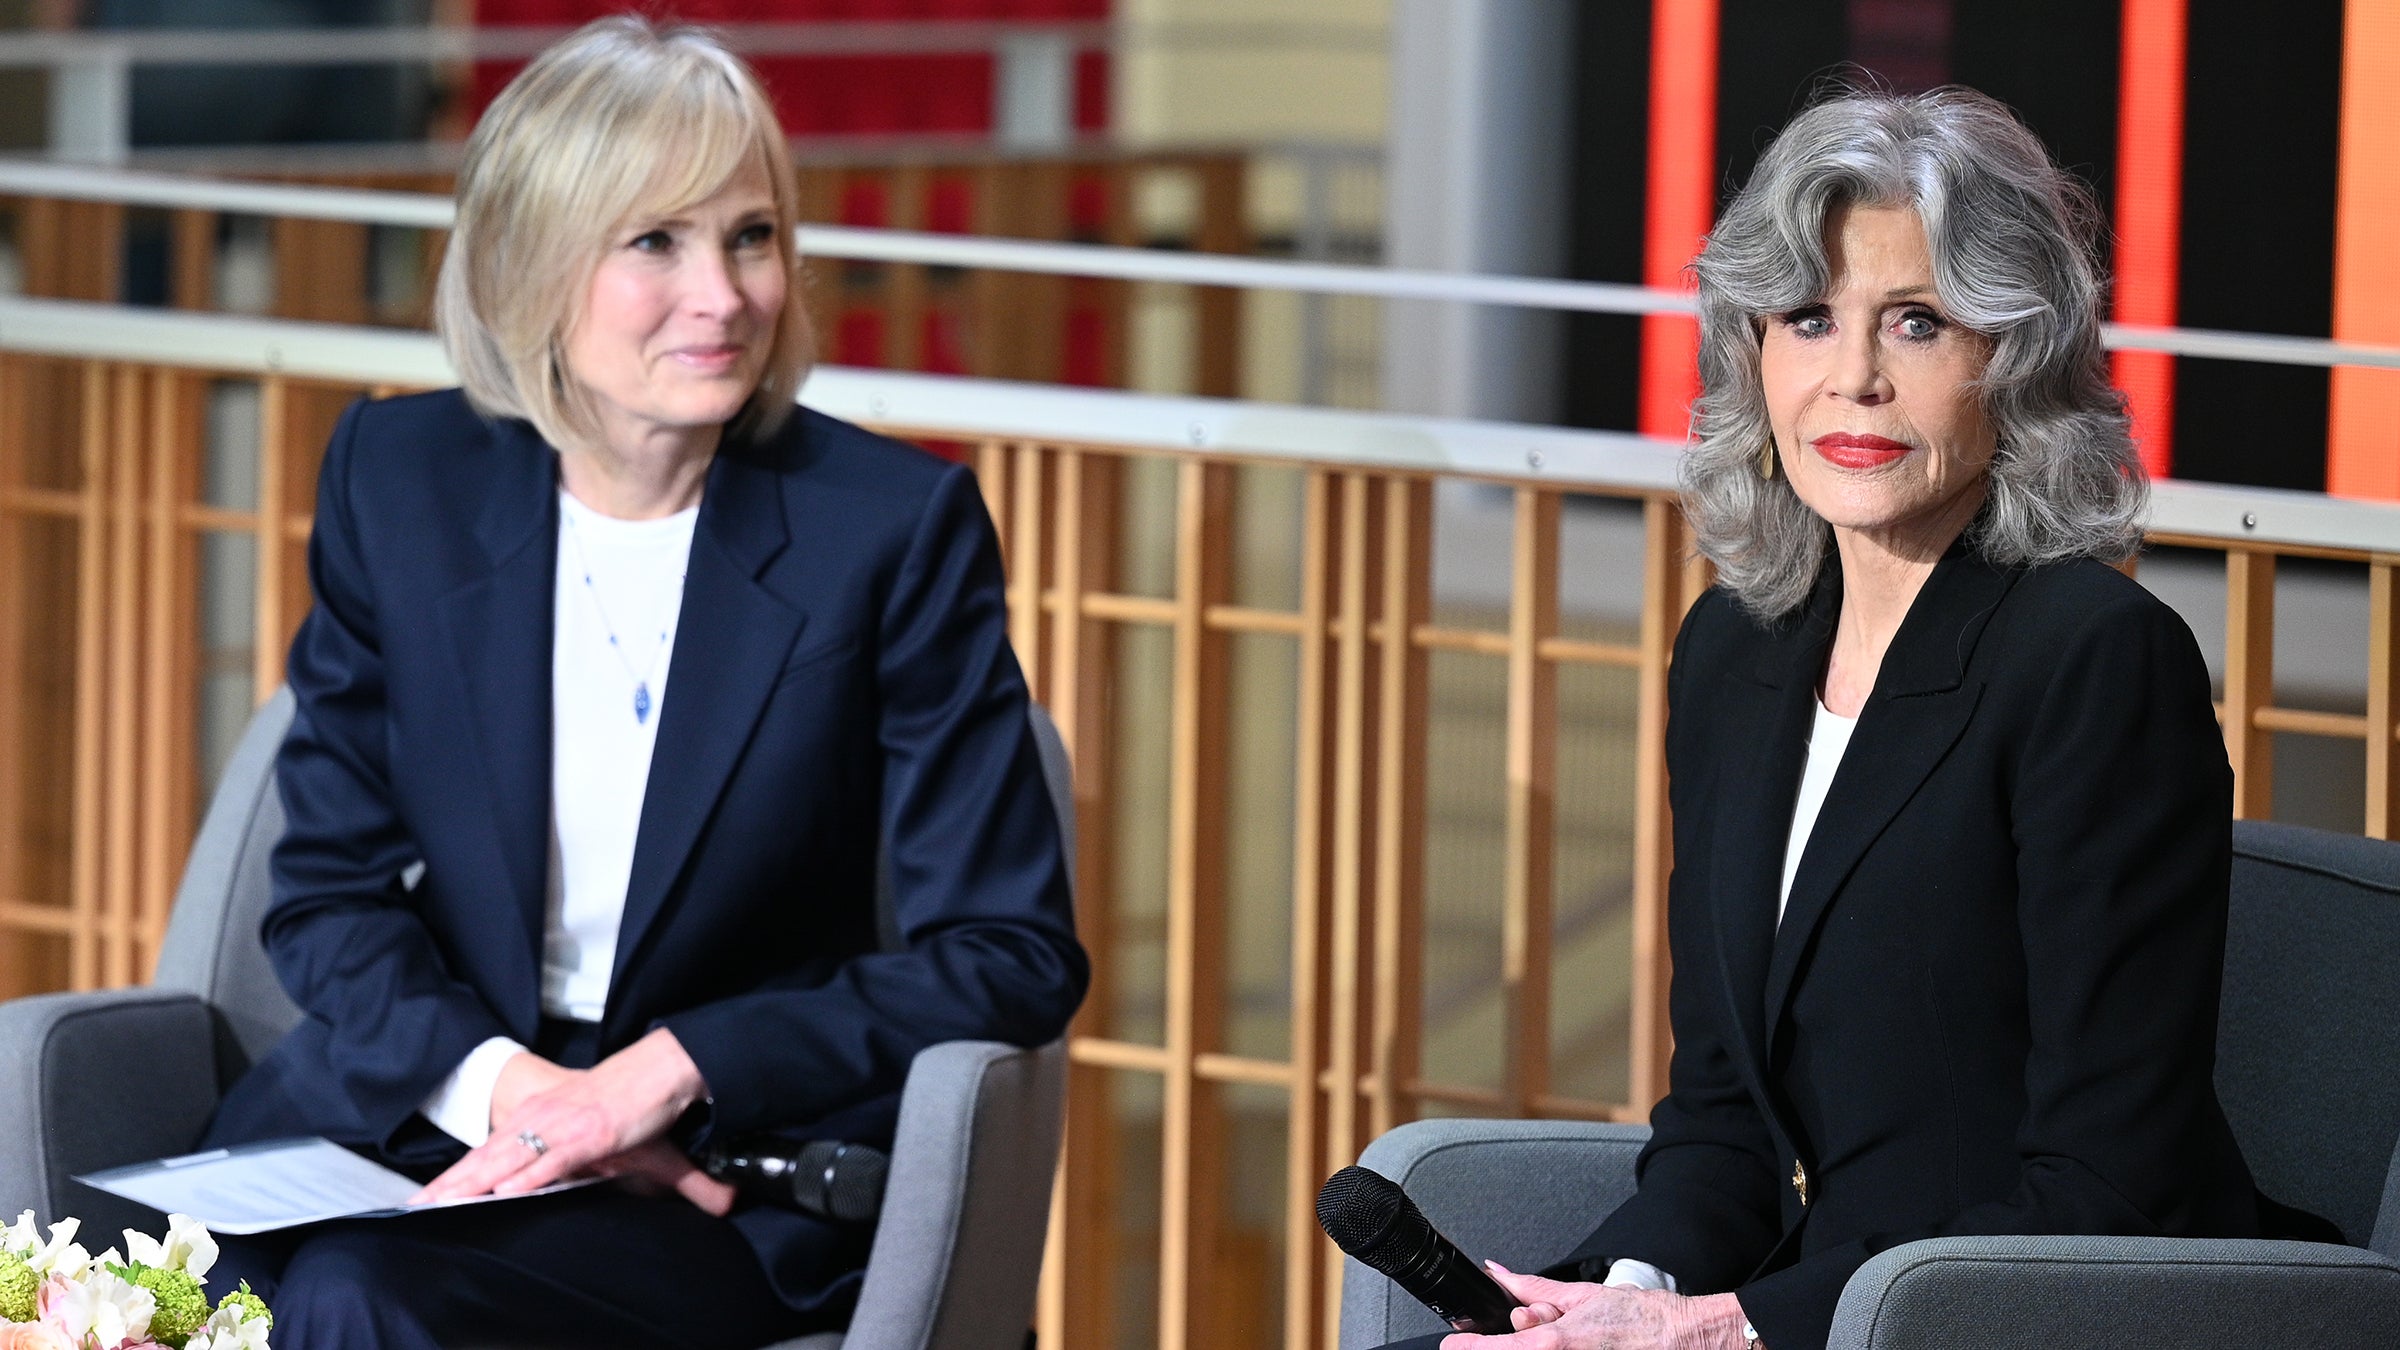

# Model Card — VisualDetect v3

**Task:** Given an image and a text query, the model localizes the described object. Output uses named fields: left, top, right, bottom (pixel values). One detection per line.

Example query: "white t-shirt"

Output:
left=1605, top=694, right=1858, bottom=1296
left=1778, top=698, right=1859, bottom=920
left=417, top=489, right=696, bottom=1146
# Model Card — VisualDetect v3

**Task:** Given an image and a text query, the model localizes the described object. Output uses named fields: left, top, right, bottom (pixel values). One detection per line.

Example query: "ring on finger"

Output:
left=516, top=1129, right=548, bottom=1157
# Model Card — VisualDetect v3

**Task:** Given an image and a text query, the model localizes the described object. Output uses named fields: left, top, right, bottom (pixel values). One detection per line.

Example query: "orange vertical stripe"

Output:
left=2110, top=0, right=2187, bottom=481
left=2328, top=0, right=2400, bottom=499
left=1638, top=0, right=1719, bottom=440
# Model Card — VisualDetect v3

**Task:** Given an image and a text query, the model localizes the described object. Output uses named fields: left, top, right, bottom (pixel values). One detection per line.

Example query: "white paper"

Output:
left=75, top=1137, right=598, bottom=1236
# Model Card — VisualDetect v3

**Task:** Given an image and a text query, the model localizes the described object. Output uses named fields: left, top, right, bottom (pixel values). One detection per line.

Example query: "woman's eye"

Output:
left=628, top=229, right=674, bottom=254
left=1782, top=310, right=1832, bottom=338
left=1894, top=310, right=1944, bottom=340
left=733, top=222, right=778, bottom=249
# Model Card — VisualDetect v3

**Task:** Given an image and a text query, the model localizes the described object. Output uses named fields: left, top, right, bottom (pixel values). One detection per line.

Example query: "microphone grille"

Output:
left=1315, top=1165, right=1406, bottom=1254
left=826, top=1144, right=889, bottom=1225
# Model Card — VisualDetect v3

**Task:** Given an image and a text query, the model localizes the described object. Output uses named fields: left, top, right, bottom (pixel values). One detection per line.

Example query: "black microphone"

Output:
left=702, top=1139, right=889, bottom=1224
left=1316, top=1165, right=1520, bottom=1335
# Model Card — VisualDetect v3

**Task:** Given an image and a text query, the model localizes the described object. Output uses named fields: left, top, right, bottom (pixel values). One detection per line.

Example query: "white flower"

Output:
left=184, top=1304, right=271, bottom=1350
left=121, top=1215, right=218, bottom=1281
left=2, top=1210, right=38, bottom=1257
left=40, top=1265, right=154, bottom=1348
left=16, top=1216, right=93, bottom=1280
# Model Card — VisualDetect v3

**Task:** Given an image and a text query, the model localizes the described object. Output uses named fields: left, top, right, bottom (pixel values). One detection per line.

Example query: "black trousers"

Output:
left=204, top=1018, right=839, bottom=1350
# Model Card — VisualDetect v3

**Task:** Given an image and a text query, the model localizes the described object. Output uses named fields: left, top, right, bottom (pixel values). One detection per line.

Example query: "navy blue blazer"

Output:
left=206, top=389, right=1089, bottom=1312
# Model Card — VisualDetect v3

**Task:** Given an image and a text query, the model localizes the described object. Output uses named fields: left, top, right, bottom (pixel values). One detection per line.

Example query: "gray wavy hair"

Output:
left=1681, top=87, right=2144, bottom=620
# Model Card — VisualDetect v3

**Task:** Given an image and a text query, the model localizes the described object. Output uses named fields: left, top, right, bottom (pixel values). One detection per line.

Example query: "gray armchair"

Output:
left=1341, top=820, right=2400, bottom=1348
left=0, top=686, right=1075, bottom=1350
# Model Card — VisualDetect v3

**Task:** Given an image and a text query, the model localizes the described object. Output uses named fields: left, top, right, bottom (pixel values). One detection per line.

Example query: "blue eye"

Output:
left=1780, top=308, right=1832, bottom=338
left=629, top=230, right=674, bottom=254
left=1894, top=309, right=1945, bottom=340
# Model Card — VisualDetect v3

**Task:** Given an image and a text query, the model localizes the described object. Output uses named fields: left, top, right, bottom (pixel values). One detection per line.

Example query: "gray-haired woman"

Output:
left=1402, top=88, right=2330, bottom=1350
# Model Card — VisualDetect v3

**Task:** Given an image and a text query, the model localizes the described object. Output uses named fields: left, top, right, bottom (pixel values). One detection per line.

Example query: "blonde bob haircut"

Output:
left=435, top=16, right=811, bottom=452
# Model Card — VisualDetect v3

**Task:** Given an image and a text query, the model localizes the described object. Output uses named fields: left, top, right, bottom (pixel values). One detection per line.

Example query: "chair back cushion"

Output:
left=150, top=687, right=301, bottom=1076
left=2221, top=820, right=2400, bottom=1250
left=1343, top=1119, right=1650, bottom=1344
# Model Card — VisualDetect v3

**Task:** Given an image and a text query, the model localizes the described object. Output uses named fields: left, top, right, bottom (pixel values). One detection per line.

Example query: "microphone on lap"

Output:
left=702, top=1138, right=889, bottom=1224
left=1316, top=1164, right=1521, bottom=1335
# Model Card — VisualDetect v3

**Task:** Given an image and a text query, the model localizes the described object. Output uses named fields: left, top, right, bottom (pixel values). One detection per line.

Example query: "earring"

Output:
left=1758, top=438, right=1777, bottom=480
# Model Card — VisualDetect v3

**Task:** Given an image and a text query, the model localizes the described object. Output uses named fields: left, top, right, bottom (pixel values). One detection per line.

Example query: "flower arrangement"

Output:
left=0, top=1213, right=271, bottom=1350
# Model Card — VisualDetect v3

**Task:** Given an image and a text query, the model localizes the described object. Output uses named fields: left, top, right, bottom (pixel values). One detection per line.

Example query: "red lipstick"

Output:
left=1811, top=433, right=1912, bottom=470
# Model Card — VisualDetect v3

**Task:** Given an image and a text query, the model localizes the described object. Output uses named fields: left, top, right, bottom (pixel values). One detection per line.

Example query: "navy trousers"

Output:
left=208, top=1187, right=832, bottom=1350
left=203, top=1019, right=841, bottom=1350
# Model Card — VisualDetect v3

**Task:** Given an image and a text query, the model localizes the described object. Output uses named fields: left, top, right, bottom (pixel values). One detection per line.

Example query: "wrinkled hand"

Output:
left=1438, top=1265, right=1751, bottom=1350
left=412, top=1027, right=711, bottom=1206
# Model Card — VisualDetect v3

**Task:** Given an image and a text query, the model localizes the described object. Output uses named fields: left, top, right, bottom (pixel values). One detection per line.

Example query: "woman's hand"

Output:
left=412, top=1027, right=712, bottom=1204
left=1438, top=1265, right=1753, bottom=1350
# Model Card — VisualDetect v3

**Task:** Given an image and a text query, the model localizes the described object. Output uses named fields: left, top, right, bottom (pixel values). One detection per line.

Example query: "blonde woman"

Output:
left=199, top=19, right=1085, bottom=1347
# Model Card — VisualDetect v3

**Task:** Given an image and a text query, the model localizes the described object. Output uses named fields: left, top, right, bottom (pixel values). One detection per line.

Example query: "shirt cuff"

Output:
left=417, top=1036, right=531, bottom=1147
left=1602, top=1258, right=1680, bottom=1294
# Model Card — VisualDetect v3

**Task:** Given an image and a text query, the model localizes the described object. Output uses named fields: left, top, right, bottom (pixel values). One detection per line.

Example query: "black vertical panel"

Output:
left=1950, top=0, right=2121, bottom=218
left=1560, top=1, right=1654, bottom=431
left=2171, top=0, right=2344, bottom=491
left=1717, top=0, right=1850, bottom=197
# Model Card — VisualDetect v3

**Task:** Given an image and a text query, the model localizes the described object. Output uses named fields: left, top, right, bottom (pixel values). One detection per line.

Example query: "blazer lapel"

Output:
left=1762, top=549, right=2017, bottom=1051
left=1710, top=576, right=1838, bottom=1086
left=608, top=440, right=806, bottom=1011
left=436, top=419, right=558, bottom=1013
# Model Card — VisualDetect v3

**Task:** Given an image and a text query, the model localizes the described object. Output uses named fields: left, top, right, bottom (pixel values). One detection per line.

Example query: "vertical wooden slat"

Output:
left=0, top=356, right=20, bottom=996
left=1629, top=497, right=1685, bottom=1109
left=1010, top=444, right=1047, bottom=693
left=1319, top=471, right=1373, bottom=1350
left=138, top=372, right=183, bottom=971
left=1191, top=157, right=1249, bottom=399
left=976, top=438, right=1011, bottom=570
left=1071, top=454, right=1123, bottom=1350
left=102, top=367, right=144, bottom=988
left=1158, top=460, right=1231, bottom=1350
left=1369, top=476, right=1429, bottom=1138
left=2224, top=549, right=2276, bottom=819
left=254, top=378, right=289, bottom=705
left=1284, top=470, right=1334, bottom=1350
left=69, top=363, right=109, bottom=991
left=170, top=210, right=218, bottom=312
left=1502, top=488, right=1560, bottom=1114
left=1035, top=447, right=1089, bottom=1350
left=2369, top=558, right=2399, bottom=839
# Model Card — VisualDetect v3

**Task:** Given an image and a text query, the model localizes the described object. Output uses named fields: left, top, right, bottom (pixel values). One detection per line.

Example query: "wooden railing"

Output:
left=5, top=265, right=2400, bottom=1350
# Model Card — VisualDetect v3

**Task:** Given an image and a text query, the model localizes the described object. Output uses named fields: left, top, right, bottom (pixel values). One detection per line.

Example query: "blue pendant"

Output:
left=633, top=683, right=652, bottom=724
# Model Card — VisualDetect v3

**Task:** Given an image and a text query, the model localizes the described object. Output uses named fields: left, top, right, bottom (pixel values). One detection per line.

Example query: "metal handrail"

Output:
left=2, top=293, right=2393, bottom=556
left=4, top=161, right=2397, bottom=373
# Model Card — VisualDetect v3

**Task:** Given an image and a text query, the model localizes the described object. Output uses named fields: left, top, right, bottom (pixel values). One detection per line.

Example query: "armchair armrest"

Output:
left=0, top=989, right=222, bottom=1235
left=1828, top=1235, right=2400, bottom=1350
left=1342, top=1118, right=1651, bottom=1347
left=828, top=1039, right=1066, bottom=1350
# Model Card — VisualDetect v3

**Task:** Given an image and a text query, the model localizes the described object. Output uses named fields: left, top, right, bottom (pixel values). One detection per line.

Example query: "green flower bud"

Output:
left=133, top=1264, right=210, bottom=1348
left=216, top=1282, right=273, bottom=1333
left=0, top=1249, right=36, bottom=1323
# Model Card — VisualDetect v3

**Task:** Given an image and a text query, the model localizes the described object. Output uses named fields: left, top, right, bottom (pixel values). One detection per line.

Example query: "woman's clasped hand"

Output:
left=409, top=1028, right=731, bottom=1215
left=1437, top=1267, right=1753, bottom=1350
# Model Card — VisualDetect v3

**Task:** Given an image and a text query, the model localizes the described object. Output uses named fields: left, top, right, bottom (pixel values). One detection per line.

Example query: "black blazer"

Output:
left=1566, top=547, right=2269, bottom=1350
left=205, top=389, right=1089, bottom=1313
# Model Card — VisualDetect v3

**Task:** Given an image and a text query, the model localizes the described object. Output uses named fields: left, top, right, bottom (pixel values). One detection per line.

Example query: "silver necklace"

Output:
left=562, top=510, right=679, bottom=724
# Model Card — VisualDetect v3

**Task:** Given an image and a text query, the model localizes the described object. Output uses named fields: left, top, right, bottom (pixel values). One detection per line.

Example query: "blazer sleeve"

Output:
left=261, top=402, right=518, bottom=1146
left=1559, top=592, right=1785, bottom=1291
left=660, top=462, right=1090, bottom=1142
left=1735, top=587, right=2246, bottom=1348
